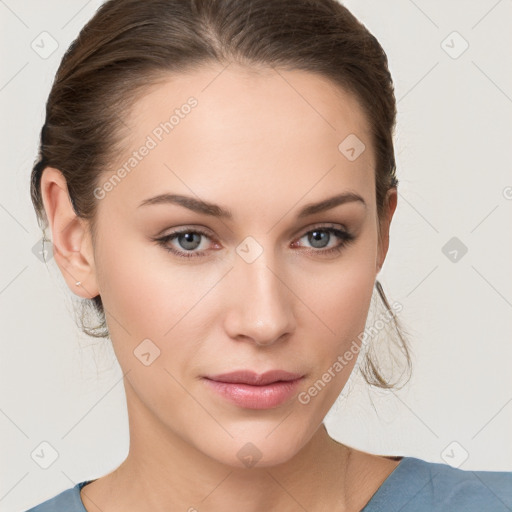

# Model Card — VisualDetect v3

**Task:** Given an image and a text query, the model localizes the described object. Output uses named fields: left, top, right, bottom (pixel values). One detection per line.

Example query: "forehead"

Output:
left=100, top=64, right=375, bottom=219
left=126, top=63, right=372, bottom=153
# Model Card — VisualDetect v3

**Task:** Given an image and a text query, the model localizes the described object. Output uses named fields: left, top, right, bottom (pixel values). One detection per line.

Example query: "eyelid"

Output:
left=156, top=224, right=216, bottom=238
left=296, top=222, right=348, bottom=238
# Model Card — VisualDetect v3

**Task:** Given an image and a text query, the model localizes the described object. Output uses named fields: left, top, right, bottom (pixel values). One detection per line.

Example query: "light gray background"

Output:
left=1, top=1, right=511, bottom=510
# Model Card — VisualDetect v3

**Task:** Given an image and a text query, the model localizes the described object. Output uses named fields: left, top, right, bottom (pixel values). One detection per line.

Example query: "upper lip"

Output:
left=204, top=370, right=303, bottom=386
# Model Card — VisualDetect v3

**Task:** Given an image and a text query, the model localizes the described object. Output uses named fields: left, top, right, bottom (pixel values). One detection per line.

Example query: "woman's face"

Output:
left=86, top=64, right=395, bottom=467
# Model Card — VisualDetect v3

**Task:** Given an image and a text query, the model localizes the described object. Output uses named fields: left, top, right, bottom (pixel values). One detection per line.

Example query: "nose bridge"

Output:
left=225, top=242, right=295, bottom=344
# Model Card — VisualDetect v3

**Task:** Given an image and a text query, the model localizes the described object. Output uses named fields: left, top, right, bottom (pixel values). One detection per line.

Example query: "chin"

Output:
left=200, top=426, right=312, bottom=470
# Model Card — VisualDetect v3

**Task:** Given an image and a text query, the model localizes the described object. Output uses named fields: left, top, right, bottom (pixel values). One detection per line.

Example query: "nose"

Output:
left=223, top=251, right=296, bottom=347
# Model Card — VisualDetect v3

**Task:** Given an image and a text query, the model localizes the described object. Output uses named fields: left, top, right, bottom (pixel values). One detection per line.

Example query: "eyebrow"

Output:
left=138, top=192, right=366, bottom=219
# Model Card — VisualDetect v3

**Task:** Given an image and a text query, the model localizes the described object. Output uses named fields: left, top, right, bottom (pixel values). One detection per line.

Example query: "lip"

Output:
left=206, top=370, right=303, bottom=385
left=203, top=370, right=304, bottom=409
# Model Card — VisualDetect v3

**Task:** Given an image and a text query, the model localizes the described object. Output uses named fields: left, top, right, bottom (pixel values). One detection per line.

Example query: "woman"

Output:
left=26, top=0, right=512, bottom=510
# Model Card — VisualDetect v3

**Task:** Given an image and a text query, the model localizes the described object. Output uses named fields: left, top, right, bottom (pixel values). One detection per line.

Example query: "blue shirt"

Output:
left=25, top=456, right=512, bottom=511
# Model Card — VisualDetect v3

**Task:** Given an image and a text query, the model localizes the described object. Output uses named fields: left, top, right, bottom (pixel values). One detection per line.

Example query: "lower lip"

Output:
left=203, top=377, right=303, bottom=409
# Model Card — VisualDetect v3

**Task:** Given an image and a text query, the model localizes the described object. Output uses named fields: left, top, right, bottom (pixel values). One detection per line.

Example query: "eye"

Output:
left=154, top=224, right=355, bottom=259
left=293, top=224, right=355, bottom=256
left=155, top=228, right=216, bottom=258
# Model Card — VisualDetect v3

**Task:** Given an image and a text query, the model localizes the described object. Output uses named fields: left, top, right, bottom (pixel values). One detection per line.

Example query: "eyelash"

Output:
left=154, top=224, right=355, bottom=259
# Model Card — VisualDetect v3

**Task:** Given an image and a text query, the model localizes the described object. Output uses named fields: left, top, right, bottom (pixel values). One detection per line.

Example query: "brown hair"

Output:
left=30, top=0, right=412, bottom=389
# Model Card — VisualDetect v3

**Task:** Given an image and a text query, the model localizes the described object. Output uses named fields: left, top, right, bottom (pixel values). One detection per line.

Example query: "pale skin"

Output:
left=41, top=64, right=399, bottom=512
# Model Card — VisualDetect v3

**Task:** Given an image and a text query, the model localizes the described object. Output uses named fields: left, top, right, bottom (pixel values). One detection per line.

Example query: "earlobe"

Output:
left=40, top=167, right=99, bottom=299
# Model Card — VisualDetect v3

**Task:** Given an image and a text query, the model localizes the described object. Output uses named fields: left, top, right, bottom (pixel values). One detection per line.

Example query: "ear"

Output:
left=40, top=167, right=99, bottom=299
left=376, top=187, right=397, bottom=274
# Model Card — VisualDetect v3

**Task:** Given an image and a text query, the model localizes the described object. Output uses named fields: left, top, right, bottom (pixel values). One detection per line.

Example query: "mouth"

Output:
left=202, top=370, right=305, bottom=409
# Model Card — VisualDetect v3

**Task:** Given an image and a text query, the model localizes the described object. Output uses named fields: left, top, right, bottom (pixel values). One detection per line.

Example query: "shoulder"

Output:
left=364, top=456, right=512, bottom=512
left=24, top=481, right=91, bottom=512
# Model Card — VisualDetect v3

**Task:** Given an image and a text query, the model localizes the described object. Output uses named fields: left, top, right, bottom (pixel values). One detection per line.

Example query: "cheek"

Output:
left=92, top=225, right=226, bottom=374
left=292, top=237, right=378, bottom=408
left=94, top=225, right=202, bottom=335
left=94, top=234, right=164, bottom=336
left=303, top=235, right=378, bottom=340
left=295, top=258, right=377, bottom=411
